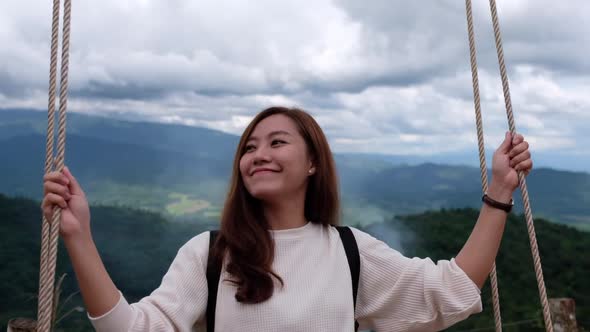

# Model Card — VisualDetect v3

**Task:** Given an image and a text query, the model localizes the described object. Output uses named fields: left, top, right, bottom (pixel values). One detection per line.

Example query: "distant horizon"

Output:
left=2, top=107, right=589, bottom=174
left=2, top=1, right=588, bottom=172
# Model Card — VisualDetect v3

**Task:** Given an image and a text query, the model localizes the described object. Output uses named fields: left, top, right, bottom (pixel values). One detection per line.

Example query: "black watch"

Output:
left=482, top=193, right=514, bottom=213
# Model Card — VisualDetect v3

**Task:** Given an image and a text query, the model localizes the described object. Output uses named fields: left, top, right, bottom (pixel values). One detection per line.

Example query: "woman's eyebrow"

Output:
left=247, top=130, right=292, bottom=142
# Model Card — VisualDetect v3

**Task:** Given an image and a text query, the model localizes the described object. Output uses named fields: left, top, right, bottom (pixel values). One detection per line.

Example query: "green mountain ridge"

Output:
left=1, top=195, right=588, bottom=331
left=0, top=109, right=239, bottom=158
left=1, top=109, right=589, bottom=229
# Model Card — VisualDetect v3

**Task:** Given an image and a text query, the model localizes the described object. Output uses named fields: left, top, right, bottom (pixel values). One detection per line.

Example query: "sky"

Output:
left=1, top=0, right=589, bottom=170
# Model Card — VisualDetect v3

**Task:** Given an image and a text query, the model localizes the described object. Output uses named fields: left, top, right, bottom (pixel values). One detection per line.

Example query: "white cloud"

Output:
left=0, top=0, right=588, bottom=165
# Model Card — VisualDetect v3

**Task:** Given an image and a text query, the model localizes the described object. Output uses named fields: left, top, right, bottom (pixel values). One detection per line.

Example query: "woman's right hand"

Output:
left=42, top=166, right=91, bottom=240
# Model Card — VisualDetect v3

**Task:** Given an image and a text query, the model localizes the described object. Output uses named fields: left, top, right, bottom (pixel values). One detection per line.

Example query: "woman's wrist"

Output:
left=487, top=182, right=514, bottom=204
left=63, top=231, right=95, bottom=251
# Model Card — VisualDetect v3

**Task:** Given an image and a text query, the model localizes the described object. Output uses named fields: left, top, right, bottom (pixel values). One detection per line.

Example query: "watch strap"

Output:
left=482, top=193, right=514, bottom=213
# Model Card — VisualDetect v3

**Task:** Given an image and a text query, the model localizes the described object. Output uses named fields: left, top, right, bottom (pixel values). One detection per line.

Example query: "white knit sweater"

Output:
left=89, top=222, right=482, bottom=331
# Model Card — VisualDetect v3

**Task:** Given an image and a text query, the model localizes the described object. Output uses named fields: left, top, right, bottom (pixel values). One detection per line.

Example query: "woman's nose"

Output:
left=253, top=146, right=272, bottom=164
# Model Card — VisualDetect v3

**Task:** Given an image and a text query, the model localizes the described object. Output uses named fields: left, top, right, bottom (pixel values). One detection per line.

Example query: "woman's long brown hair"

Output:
left=210, top=106, right=340, bottom=304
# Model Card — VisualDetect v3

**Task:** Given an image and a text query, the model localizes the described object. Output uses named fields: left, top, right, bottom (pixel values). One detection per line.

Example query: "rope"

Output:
left=37, top=0, right=60, bottom=329
left=37, top=0, right=72, bottom=330
left=487, top=0, right=553, bottom=330
left=464, top=1, right=503, bottom=331
left=28, top=2, right=551, bottom=332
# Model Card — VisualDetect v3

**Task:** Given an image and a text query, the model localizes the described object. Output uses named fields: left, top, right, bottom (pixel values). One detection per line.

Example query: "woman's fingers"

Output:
left=42, top=171, right=70, bottom=215
left=42, top=192, right=68, bottom=210
left=43, top=180, right=72, bottom=198
left=508, top=140, right=529, bottom=159
left=515, top=159, right=533, bottom=172
left=509, top=150, right=531, bottom=168
left=42, top=205, right=57, bottom=222
left=63, top=167, right=84, bottom=196
left=511, top=133, right=524, bottom=145
left=43, top=171, right=70, bottom=186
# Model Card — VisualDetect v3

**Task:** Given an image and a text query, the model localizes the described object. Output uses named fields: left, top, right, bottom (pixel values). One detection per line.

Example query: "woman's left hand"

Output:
left=490, top=131, right=533, bottom=195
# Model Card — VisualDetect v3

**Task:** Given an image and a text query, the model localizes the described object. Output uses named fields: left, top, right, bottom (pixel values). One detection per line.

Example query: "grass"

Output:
left=165, top=193, right=211, bottom=215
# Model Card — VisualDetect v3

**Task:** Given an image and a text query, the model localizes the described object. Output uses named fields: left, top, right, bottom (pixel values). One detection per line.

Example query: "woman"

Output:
left=42, top=106, right=533, bottom=331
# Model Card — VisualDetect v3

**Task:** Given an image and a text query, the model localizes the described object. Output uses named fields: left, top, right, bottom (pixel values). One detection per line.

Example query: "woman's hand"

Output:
left=456, top=131, right=533, bottom=288
left=489, top=131, right=533, bottom=201
left=41, top=166, right=91, bottom=240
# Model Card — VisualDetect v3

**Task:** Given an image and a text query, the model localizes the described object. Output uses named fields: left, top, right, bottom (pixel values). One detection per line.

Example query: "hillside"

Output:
left=1, top=108, right=589, bottom=229
left=1, top=194, right=588, bottom=331
left=0, top=194, right=214, bottom=331
left=373, top=209, right=590, bottom=330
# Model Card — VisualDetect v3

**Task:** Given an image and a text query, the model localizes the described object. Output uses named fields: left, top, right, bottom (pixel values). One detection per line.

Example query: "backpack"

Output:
left=205, top=226, right=360, bottom=332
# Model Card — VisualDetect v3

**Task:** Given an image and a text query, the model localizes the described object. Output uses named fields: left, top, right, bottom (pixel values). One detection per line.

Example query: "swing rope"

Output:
left=464, top=1, right=503, bottom=331
left=33, top=1, right=553, bottom=331
left=37, top=0, right=72, bottom=331
left=488, top=0, right=553, bottom=329
left=465, top=0, right=554, bottom=330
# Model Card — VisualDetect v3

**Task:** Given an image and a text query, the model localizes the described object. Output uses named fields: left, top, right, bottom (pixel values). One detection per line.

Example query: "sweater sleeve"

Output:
left=351, top=228, right=483, bottom=332
left=88, top=231, right=211, bottom=332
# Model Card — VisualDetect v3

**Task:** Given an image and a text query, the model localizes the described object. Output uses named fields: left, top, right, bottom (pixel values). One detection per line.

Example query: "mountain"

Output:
left=0, top=109, right=239, bottom=159
left=0, top=194, right=214, bottom=331
left=0, top=133, right=232, bottom=200
left=356, top=163, right=590, bottom=227
left=1, top=108, right=589, bottom=229
left=1, top=195, right=588, bottom=331
left=369, top=208, right=590, bottom=331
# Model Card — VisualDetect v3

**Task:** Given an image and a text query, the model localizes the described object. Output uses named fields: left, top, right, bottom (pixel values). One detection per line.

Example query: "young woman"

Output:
left=42, top=106, right=533, bottom=331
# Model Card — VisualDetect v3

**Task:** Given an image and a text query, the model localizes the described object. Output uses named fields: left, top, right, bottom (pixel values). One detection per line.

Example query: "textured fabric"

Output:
left=88, top=222, right=482, bottom=332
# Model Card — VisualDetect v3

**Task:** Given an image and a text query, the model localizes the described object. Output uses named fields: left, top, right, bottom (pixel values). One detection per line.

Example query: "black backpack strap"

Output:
left=206, top=230, right=221, bottom=332
left=335, top=226, right=360, bottom=331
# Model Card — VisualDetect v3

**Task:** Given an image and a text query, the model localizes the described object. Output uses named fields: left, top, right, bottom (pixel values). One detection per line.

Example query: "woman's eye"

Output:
left=244, top=145, right=255, bottom=152
left=271, top=140, right=285, bottom=146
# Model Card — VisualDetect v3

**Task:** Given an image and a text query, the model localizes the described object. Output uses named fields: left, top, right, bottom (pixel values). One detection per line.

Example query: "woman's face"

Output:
left=239, top=114, right=315, bottom=202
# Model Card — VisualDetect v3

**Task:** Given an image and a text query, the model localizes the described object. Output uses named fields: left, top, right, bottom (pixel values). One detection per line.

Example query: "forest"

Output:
left=2, top=194, right=588, bottom=331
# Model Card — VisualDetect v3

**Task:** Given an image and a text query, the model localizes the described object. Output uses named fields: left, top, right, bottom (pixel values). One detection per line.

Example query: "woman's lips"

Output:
left=253, top=170, right=277, bottom=176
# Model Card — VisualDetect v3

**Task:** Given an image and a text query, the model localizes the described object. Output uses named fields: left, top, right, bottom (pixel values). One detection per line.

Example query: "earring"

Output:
left=308, top=169, right=313, bottom=174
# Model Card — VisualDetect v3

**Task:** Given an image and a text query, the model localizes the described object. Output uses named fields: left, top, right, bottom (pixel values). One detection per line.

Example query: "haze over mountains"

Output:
left=1, top=108, right=589, bottom=229
left=2, top=108, right=589, bottom=330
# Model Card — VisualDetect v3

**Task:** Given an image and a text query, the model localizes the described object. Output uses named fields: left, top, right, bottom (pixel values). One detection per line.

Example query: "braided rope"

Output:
left=28, top=2, right=551, bottom=332
left=464, top=1, right=502, bottom=331
left=37, top=0, right=60, bottom=327
left=37, top=0, right=72, bottom=330
left=488, top=0, right=553, bottom=330
left=37, top=0, right=60, bottom=328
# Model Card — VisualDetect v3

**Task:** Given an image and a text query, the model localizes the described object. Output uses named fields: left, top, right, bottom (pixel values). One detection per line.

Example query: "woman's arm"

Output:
left=43, top=167, right=121, bottom=317
left=87, top=232, right=211, bottom=332
left=352, top=227, right=483, bottom=331
left=456, top=132, right=533, bottom=288
left=64, top=234, right=120, bottom=317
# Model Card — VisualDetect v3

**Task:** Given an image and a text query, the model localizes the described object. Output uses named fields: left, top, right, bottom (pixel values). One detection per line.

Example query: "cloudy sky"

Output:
left=1, top=0, right=589, bottom=170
